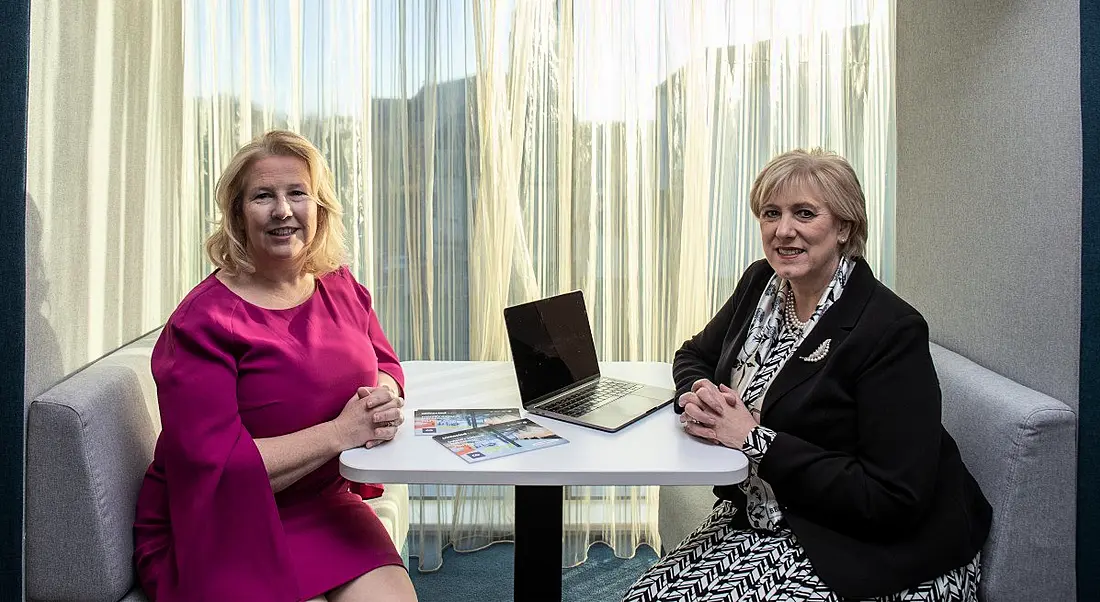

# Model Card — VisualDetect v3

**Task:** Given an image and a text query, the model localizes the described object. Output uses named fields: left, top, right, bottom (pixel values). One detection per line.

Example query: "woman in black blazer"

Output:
left=624, top=150, right=991, bottom=602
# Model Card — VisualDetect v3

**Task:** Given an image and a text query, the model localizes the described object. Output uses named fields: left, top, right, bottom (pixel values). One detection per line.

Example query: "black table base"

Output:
left=514, top=484, right=564, bottom=600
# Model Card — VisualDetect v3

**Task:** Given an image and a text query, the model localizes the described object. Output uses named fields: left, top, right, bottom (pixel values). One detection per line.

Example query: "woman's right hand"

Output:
left=331, top=386, right=406, bottom=451
left=678, top=378, right=759, bottom=449
left=678, top=379, right=716, bottom=428
left=691, top=378, right=717, bottom=394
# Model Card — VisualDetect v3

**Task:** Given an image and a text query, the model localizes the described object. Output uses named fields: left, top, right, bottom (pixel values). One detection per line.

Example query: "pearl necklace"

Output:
left=784, top=293, right=810, bottom=332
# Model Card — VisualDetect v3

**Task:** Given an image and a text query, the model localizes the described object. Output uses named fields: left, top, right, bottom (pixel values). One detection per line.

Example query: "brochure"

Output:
left=414, top=408, right=523, bottom=436
left=432, top=418, right=568, bottom=463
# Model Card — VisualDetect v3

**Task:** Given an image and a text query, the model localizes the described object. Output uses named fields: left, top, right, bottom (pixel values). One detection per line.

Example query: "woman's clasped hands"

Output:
left=332, top=385, right=407, bottom=450
left=678, top=379, right=759, bottom=450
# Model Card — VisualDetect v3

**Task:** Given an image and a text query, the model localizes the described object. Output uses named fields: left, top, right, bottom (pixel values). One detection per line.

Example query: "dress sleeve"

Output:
left=152, top=303, right=297, bottom=601
left=741, top=425, right=777, bottom=463
left=347, top=269, right=405, bottom=394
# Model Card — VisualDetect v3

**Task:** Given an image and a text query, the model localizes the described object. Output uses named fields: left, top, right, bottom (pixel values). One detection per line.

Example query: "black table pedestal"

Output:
left=514, top=484, right=564, bottom=600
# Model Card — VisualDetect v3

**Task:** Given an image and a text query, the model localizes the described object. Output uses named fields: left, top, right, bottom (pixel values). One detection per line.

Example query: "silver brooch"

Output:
left=800, top=338, right=831, bottom=362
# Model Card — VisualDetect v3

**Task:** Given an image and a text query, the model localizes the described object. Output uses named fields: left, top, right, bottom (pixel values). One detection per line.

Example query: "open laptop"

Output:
left=502, top=290, right=676, bottom=432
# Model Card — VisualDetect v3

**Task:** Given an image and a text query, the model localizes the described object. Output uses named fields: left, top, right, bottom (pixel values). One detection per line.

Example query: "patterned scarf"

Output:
left=731, top=255, right=854, bottom=530
left=731, top=256, right=854, bottom=408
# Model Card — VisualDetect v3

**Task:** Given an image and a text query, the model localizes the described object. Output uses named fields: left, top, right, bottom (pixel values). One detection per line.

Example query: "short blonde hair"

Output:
left=205, top=130, right=347, bottom=276
left=748, top=148, right=868, bottom=258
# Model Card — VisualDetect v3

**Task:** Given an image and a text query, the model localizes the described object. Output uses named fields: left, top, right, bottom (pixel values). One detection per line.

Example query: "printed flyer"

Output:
left=413, top=408, right=523, bottom=436
left=432, top=418, right=568, bottom=463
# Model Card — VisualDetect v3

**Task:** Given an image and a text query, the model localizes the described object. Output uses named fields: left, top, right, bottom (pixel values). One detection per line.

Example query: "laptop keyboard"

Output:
left=538, top=379, right=644, bottom=417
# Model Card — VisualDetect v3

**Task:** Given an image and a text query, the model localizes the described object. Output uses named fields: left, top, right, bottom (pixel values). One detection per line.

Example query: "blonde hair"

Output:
left=205, top=130, right=347, bottom=276
left=748, top=148, right=868, bottom=258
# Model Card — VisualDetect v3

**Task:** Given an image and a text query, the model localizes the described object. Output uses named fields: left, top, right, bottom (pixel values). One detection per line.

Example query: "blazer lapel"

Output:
left=760, top=259, right=877, bottom=419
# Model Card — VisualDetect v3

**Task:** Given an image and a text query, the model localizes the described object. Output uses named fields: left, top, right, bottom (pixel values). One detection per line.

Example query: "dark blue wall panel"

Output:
left=0, top=1, right=28, bottom=598
left=1080, top=2, right=1099, bottom=600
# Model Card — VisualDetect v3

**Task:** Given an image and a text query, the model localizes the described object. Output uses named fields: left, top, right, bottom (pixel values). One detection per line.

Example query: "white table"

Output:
left=340, top=361, right=748, bottom=600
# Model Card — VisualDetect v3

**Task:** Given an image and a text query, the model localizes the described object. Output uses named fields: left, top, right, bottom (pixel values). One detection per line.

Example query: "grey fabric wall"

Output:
left=896, top=0, right=1082, bottom=406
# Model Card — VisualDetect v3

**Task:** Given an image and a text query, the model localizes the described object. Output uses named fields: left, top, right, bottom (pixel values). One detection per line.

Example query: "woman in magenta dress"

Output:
left=132, top=130, right=418, bottom=601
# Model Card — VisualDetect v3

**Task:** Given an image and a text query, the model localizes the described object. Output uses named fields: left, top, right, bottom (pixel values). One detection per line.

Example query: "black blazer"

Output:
left=673, top=258, right=991, bottom=598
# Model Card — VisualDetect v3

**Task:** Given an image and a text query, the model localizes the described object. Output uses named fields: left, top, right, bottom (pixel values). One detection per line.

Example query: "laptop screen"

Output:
left=503, top=291, right=601, bottom=405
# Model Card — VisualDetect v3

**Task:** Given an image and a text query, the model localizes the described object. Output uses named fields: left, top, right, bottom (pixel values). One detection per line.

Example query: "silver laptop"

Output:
left=502, top=290, right=676, bottom=432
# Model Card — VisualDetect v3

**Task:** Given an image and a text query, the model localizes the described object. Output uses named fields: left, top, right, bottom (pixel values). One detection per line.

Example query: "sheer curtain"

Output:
left=25, top=0, right=184, bottom=405
left=182, top=0, right=895, bottom=570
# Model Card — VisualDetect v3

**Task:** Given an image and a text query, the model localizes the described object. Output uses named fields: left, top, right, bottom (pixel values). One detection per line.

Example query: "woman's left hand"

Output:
left=679, top=382, right=759, bottom=449
left=358, top=386, right=406, bottom=448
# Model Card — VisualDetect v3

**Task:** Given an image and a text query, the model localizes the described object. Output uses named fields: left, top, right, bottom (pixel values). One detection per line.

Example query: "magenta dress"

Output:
left=132, top=266, right=406, bottom=601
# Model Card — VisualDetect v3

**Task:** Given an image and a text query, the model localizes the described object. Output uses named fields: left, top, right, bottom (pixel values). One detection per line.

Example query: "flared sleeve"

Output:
left=151, top=300, right=299, bottom=601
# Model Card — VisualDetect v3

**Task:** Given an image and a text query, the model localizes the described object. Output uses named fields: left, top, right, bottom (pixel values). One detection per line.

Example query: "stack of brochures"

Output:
left=414, top=408, right=569, bottom=463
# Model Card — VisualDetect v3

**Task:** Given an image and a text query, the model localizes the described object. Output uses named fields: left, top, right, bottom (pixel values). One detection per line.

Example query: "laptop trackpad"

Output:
left=633, top=385, right=677, bottom=401
left=584, top=394, right=667, bottom=427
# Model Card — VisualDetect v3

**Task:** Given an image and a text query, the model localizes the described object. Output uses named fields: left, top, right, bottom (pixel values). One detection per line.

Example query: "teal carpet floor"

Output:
left=409, top=542, right=659, bottom=602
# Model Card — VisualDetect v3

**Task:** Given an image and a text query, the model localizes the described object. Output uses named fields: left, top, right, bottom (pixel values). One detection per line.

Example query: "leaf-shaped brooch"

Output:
left=800, top=338, right=831, bottom=362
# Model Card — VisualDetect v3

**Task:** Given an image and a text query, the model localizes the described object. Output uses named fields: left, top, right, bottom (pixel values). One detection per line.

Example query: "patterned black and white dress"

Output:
left=623, top=258, right=981, bottom=602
